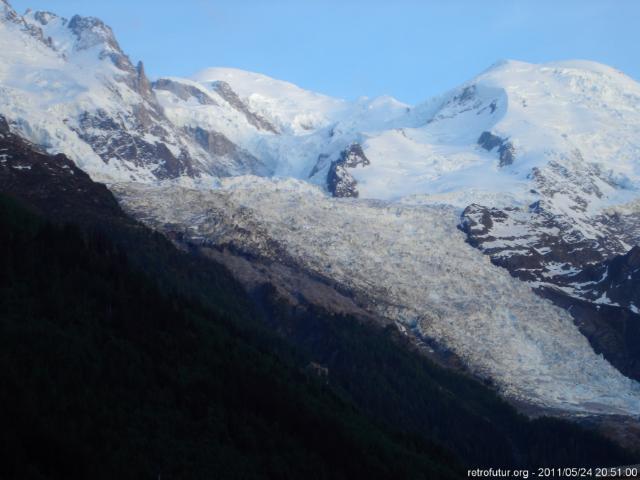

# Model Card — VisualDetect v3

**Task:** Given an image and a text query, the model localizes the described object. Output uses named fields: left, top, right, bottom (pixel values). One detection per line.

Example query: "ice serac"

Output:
left=112, top=177, right=640, bottom=416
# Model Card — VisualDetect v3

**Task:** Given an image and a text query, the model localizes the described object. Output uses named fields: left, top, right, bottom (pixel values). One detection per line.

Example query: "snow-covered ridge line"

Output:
left=3, top=0, right=640, bottom=211
left=157, top=58, right=640, bottom=215
left=0, top=1, right=276, bottom=183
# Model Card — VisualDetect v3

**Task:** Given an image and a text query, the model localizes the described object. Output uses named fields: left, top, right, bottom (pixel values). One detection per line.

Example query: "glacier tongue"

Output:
left=113, top=177, right=640, bottom=416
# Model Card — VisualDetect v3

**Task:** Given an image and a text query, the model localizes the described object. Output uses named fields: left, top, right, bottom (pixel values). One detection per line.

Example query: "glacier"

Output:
left=113, top=178, right=640, bottom=416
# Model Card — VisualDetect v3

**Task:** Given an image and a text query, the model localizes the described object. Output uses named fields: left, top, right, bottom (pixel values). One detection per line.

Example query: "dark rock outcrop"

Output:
left=153, top=78, right=218, bottom=106
left=461, top=201, right=640, bottom=381
left=1, top=3, right=54, bottom=48
left=540, top=287, right=640, bottom=382
left=589, top=246, right=640, bottom=310
left=0, top=115, right=124, bottom=222
left=133, top=61, right=154, bottom=100
left=32, top=10, right=56, bottom=25
left=185, top=126, right=270, bottom=176
left=72, top=109, right=196, bottom=179
left=478, top=131, right=515, bottom=167
left=327, top=143, right=370, bottom=198
left=453, top=85, right=476, bottom=104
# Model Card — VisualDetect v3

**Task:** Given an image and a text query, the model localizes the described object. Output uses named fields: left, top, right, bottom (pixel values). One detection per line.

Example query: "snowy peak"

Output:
left=1, top=0, right=17, bottom=21
left=1, top=3, right=639, bottom=210
left=1, top=2, right=54, bottom=49
left=415, top=58, right=640, bottom=142
left=191, top=67, right=348, bottom=134
left=3, top=2, right=640, bottom=420
left=21, top=9, right=137, bottom=77
left=192, top=67, right=340, bottom=106
left=67, top=15, right=120, bottom=53
left=30, top=10, right=58, bottom=26
left=0, top=2, right=267, bottom=182
left=157, top=59, right=640, bottom=210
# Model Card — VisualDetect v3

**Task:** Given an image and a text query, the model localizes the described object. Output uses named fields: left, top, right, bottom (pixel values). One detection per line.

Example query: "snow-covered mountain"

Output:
left=156, top=59, right=640, bottom=205
left=2, top=0, right=640, bottom=417
left=156, top=58, right=640, bottom=330
left=155, top=67, right=410, bottom=180
left=0, top=1, right=269, bottom=182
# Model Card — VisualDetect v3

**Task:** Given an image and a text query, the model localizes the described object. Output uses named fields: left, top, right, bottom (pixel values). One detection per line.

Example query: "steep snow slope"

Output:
left=156, top=70, right=410, bottom=179
left=0, top=3, right=265, bottom=182
left=341, top=60, right=640, bottom=204
left=113, top=178, right=640, bottom=416
left=191, top=67, right=349, bottom=134
left=444, top=62, right=640, bottom=318
left=0, top=3, right=123, bottom=180
left=161, top=60, right=640, bottom=213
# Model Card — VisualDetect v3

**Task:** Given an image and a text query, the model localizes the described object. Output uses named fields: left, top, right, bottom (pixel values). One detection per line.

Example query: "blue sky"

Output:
left=9, top=0, right=640, bottom=104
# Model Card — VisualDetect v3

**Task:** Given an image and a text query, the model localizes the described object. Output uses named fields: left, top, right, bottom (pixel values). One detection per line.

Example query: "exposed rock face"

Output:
left=540, top=288, right=640, bottom=382
left=478, top=131, right=515, bottom=167
left=68, top=15, right=121, bottom=55
left=591, top=246, right=640, bottom=310
left=211, top=80, right=279, bottom=134
left=1, top=0, right=19, bottom=24
left=2, top=1, right=53, bottom=48
left=72, top=109, right=196, bottom=179
left=327, top=144, right=370, bottom=198
left=0, top=114, right=9, bottom=134
left=185, top=126, right=270, bottom=176
left=1, top=6, right=273, bottom=181
left=0, top=115, right=125, bottom=222
left=133, top=61, right=154, bottom=101
left=34, top=11, right=152, bottom=102
left=67, top=14, right=140, bottom=80
left=32, top=10, right=56, bottom=25
left=461, top=200, right=640, bottom=294
left=455, top=85, right=476, bottom=104
left=461, top=198, right=640, bottom=380
left=462, top=123, right=640, bottom=381
left=153, top=78, right=218, bottom=106
left=461, top=203, right=605, bottom=282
